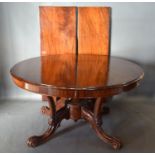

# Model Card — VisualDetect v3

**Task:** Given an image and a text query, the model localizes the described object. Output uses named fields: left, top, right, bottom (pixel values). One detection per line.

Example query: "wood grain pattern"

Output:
left=10, top=54, right=144, bottom=98
left=40, top=7, right=76, bottom=56
left=40, top=7, right=76, bottom=101
left=41, top=54, right=76, bottom=88
left=10, top=7, right=144, bottom=149
left=76, top=54, right=109, bottom=88
left=40, top=7, right=111, bottom=56
left=78, top=7, right=111, bottom=55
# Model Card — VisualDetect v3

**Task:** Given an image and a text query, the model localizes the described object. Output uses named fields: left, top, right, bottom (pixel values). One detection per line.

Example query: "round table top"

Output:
left=10, top=54, right=144, bottom=98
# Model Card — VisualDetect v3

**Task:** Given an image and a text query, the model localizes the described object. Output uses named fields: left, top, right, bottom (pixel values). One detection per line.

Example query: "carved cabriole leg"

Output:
left=27, top=96, right=70, bottom=147
left=81, top=97, right=122, bottom=150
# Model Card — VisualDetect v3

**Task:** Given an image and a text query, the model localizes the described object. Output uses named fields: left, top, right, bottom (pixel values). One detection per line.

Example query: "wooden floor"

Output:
left=0, top=96, right=155, bottom=153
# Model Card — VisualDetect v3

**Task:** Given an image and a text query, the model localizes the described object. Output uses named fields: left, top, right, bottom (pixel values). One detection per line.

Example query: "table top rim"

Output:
left=10, top=54, right=144, bottom=91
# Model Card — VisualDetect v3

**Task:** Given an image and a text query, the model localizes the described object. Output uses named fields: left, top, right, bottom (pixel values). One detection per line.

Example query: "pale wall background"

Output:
left=0, top=2, right=155, bottom=100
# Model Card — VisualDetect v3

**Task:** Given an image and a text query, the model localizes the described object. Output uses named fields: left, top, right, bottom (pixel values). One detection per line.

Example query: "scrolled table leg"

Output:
left=27, top=96, right=69, bottom=147
left=81, top=97, right=122, bottom=150
left=27, top=126, right=57, bottom=147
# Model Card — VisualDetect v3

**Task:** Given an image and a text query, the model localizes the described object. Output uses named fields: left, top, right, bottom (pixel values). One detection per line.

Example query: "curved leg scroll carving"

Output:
left=27, top=125, right=57, bottom=147
left=27, top=96, right=69, bottom=147
left=27, top=96, right=122, bottom=149
left=81, top=97, right=122, bottom=150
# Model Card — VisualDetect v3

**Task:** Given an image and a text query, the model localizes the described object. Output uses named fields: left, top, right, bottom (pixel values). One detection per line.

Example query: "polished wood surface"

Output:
left=10, top=54, right=144, bottom=149
left=78, top=7, right=110, bottom=55
left=40, top=7, right=110, bottom=56
left=39, top=6, right=111, bottom=102
left=10, top=54, right=144, bottom=98
left=26, top=96, right=122, bottom=149
left=40, top=7, right=76, bottom=55
left=40, top=6, right=76, bottom=101
left=10, top=7, right=144, bottom=149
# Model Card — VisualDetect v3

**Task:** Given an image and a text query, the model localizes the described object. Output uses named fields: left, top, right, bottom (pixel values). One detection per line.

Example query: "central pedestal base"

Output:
left=27, top=97, right=122, bottom=150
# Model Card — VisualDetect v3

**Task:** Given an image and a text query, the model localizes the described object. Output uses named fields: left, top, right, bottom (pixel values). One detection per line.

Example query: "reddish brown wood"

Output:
left=10, top=54, right=144, bottom=98
left=69, top=99, right=81, bottom=121
left=39, top=7, right=111, bottom=105
left=10, top=54, right=143, bottom=149
left=40, top=7, right=111, bottom=56
left=40, top=6, right=76, bottom=102
left=94, top=98, right=106, bottom=125
left=81, top=106, right=122, bottom=149
left=10, top=7, right=144, bottom=150
left=41, top=97, right=66, bottom=116
left=27, top=96, right=70, bottom=147
left=40, top=7, right=76, bottom=55
left=78, top=7, right=111, bottom=55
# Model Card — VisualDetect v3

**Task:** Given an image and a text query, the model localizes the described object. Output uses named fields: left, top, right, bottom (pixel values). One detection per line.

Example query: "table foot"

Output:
left=27, top=126, right=57, bottom=147
left=27, top=96, right=69, bottom=147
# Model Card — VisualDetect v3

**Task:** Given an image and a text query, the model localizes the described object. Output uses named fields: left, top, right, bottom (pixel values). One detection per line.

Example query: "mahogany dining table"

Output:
left=10, top=54, right=144, bottom=149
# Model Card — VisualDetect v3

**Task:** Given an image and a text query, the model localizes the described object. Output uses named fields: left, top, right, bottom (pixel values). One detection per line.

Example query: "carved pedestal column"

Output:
left=27, top=96, right=121, bottom=150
